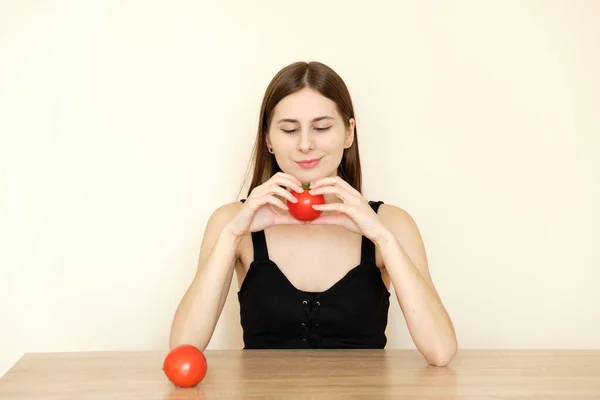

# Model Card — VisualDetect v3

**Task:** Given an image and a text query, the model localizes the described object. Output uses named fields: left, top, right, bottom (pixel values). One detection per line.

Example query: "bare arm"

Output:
left=378, top=205, right=458, bottom=366
left=168, top=173, right=304, bottom=351
left=304, top=176, right=457, bottom=366
left=168, top=202, right=242, bottom=351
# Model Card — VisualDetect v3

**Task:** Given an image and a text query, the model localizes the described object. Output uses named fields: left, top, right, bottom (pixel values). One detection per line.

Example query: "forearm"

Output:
left=377, top=232, right=457, bottom=366
left=169, top=229, right=241, bottom=350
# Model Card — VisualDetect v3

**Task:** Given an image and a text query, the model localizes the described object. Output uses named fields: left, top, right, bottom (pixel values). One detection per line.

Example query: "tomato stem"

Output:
left=301, top=182, right=311, bottom=190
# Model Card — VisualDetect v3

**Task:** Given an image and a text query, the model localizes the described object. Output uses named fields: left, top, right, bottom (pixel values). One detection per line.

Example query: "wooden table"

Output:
left=0, top=350, right=599, bottom=399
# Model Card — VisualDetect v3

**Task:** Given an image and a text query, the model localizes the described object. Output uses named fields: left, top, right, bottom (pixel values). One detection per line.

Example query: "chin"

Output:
left=293, top=166, right=336, bottom=184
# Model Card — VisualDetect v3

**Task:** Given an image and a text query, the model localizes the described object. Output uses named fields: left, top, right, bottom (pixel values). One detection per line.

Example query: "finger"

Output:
left=272, top=176, right=304, bottom=194
left=275, top=171, right=302, bottom=184
left=265, top=195, right=289, bottom=211
left=268, top=185, right=300, bottom=204
left=252, top=174, right=303, bottom=198
left=311, top=176, right=360, bottom=195
left=273, top=173, right=304, bottom=193
left=309, top=176, right=345, bottom=188
left=312, top=202, right=354, bottom=215
left=308, top=185, right=355, bottom=204
left=252, top=180, right=301, bottom=201
left=246, top=194, right=283, bottom=212
left=245, top=194, right=288, bottom=212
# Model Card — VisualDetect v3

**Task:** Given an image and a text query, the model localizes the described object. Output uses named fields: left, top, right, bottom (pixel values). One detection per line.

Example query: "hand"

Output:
left=307, top=176, right=391, bottom=244
left=225, top=172, right=305, bottom=238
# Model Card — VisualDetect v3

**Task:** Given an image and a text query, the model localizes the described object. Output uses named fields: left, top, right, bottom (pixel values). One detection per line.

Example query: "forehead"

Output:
left=272, top=88, right=339, bottom=121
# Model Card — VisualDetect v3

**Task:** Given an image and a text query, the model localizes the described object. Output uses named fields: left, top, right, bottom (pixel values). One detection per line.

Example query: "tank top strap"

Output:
left=239, top=199, right=270, bottom=263
left=250, top=230, right=270, bottom=262
left=369, top=200, right=384, bottom=213
left=360, top=201, right=385, bottom=265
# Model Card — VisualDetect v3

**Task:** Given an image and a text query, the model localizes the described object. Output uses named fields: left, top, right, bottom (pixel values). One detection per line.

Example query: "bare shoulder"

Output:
left=196, top=201, right=244, bottom=265
left=206, top=201, right=244, bottom=227
left=376, top=203, right=418, bottom=233
left=375, top=203, right=431, bottom=276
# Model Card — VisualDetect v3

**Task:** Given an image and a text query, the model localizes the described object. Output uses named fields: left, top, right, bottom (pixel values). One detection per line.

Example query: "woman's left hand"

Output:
left=307, top=176, right=392, bottom=245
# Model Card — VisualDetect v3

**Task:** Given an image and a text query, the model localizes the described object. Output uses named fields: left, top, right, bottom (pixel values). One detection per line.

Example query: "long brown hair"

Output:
left=240, top=61, right=362, bottom=198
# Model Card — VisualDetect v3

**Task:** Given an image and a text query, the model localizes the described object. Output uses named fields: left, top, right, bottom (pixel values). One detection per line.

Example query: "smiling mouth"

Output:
left=296, top=158, right=322, bottom=169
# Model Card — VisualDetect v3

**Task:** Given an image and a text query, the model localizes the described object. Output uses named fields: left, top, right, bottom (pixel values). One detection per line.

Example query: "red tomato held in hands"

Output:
left=163, top=344, right=207, bottom=387
left=286, top=183, right=326, bottom=222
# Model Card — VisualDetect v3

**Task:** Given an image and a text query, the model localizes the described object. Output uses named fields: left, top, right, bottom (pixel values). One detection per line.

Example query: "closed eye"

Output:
left=281, top=126, right=331, bottom=134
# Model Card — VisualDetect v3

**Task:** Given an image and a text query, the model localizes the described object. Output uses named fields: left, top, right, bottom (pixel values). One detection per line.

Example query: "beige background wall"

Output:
left=1, top=0, right=599, bottom=377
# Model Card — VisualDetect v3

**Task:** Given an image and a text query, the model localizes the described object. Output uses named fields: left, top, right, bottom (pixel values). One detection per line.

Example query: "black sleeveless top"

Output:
left=237, top=200, right=391, bottom=349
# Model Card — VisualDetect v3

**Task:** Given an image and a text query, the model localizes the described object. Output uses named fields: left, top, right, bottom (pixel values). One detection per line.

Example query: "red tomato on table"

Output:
left=286, top=183, right=326, bottom=221
left=163, top=344, right=207, bottom=387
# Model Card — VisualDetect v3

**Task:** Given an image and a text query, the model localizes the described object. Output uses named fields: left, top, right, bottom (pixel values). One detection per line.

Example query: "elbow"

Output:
left=169, top=338, right=208, bottom=353
left=169, top=330, right=208, bottom=352
left=426, top=338, right=458, bottom=367
left=427, top=354, right=454, bottom=367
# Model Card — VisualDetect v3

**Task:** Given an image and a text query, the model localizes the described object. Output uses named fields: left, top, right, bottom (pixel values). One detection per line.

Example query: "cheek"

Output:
left=320, top=132, right=346, bottom=151
left=271, top=135, right=294, bottom=151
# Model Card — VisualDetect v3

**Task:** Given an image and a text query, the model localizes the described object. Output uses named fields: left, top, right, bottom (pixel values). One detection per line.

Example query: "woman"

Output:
left=169, top=61, right=458, bottom=366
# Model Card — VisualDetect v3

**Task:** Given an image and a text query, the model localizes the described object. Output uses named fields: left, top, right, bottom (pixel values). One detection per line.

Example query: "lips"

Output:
left=296, top=157, right=322, bottom=169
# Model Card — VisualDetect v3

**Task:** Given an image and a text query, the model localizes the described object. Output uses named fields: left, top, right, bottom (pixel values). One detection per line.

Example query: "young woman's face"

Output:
left=266, top=88, right=355, bottom=185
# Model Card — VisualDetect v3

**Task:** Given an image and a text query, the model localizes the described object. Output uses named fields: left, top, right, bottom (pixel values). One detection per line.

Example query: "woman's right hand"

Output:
left=225, top=172, right=306, bottom=238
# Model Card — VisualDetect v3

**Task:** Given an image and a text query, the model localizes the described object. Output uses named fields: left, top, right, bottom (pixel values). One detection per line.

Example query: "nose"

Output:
left=298, top=129, right=315, bottom=153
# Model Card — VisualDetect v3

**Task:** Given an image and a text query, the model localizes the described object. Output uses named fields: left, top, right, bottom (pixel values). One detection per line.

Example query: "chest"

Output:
left=238, top=225, right=384, bottom=293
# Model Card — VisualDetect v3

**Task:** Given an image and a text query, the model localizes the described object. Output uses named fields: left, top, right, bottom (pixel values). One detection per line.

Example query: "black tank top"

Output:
left=237, top=200, right=391, bottom=349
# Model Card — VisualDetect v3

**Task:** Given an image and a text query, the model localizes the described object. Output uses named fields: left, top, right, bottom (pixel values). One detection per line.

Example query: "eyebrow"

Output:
left=276, top=116, right=334, bottom=124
